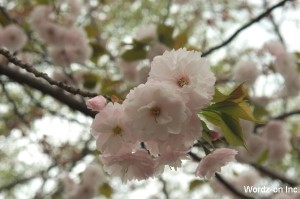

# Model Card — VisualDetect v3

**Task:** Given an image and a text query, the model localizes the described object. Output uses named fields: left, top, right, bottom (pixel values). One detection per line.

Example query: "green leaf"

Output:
left=201, top=111, right=223, bottom=126
left=85, top=25, right=100, bottom=37
left=212, top=84, right=248, bottom=103
left=99, top=183, right=113, bottom=198
left=0, top=8, right=10, bottom=26
left=36, top=0, right=51, bottom=4
left=256, top=149, right=269, bottom=165
left=174, top=32, right=188, bottom=49
left=157, top=24, right=174, bottom=47
left=133, top=38, right=152, bottom=46
left=209, top=101, right=259, bottom=123
left=220, top=113, right=245, bottom=146
left=212, top=88, right=228, bottom=103
left=83, top=73, right=99, bottom=89
left=189, top=180, right=203, bottom=191
left=226, top=84, right=248, bottom=103
left=202, top=111, right=245, bottom=146
left=121, top=48, right=147, bottom=61
left=295, top=52, right=300, bottom=59
left=90, top=42, right=107, bottom=63
left=200, top=120, right=213, bottom=147
left=253, top=105, right=269, bottom=120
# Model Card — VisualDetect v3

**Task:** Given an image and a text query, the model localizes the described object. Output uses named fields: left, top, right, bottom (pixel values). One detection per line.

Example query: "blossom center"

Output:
left=150, top=107, right=161, bottom=117
left=177, top=77, right=189, bottom=87
left=113, top=126, right=122, bottom=136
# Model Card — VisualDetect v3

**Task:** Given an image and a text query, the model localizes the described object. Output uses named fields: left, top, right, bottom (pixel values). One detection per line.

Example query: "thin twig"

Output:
left=23, top=87, right=86, bottom=126
left=159, top=177, right=170, bottom=199
left=202, top=0, right=294, bottom=57
left=0, top=6, right=18, bottom=24
left=0, top=78, right=29, bottom=125
left=263, top=0, right=286, bottom=46
left=255, top=110, right=300, bottom=130
left=0, top=48, right=98, bottom=98
left=163, top=0, right=172, bottom=23
left=215, top=173, right=255, bottom=199
left=252, top=164, right=299, bottom=187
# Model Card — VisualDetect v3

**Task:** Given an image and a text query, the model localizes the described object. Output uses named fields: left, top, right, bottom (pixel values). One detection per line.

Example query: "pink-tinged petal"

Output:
left=195, top=148, right=238, bottom=179
left=91, top=103, right=137, bottom=155
left=155, top=150, right=189, bottom=174
left=148, top=48, right=216, bottom=111
left=100, top=150, right=155, bottom=182
left=123, top=82, right=190, bottom=142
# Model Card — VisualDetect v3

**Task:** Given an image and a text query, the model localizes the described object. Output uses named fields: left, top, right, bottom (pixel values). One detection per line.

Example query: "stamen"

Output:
left=113, top=126, right=122, bottom=136
left=150, top=107, right=161, bottom=117
left=177, top=77, right=189, bottom=87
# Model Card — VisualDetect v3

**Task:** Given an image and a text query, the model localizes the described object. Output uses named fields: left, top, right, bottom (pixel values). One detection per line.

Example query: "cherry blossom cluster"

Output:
left=232, top=60, right=259, bottom=87
left=64, top=164, right=105, bottom=199
left=87, top=48, right=240, bottom=181
left=237, top=120, right=290, bottom=163
left=29, top=1, right=91, bottom=67
left=0, top=24, right=27, bottom=51
left=262, top=40, right=300, bottom=97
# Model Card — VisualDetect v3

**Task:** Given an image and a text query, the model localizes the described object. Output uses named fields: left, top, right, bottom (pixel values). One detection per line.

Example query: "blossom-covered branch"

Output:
left=202, top=0, right=294, bottom=57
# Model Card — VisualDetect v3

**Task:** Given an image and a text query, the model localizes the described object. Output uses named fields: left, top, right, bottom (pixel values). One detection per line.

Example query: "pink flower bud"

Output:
left=210, top=130, right=221, bottom=141
left=86, top=96, right=107, bottom=112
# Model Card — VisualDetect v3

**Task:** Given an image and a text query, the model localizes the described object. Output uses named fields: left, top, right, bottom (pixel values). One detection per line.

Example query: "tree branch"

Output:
left=0, top=64, right=95, bottom=118
left=255, top=110, right=300, bottom=130
left=214, top=173, right=255, bottom=199
left=252, top=164, right=298, bottom=187
left=202, top=0, right=294, bottom=57
left=0, top=48, right=98, bottom=98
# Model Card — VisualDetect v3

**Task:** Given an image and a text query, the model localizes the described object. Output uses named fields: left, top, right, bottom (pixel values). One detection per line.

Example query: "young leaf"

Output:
left=202, top=111, right=245, bottom=146
left=212, top=87, right=228, bottom=103
left=174, top=31, right=188, bottom=49
left=157, top=24, right=174, bottom=47
left=256, top=149, right=269, bottom=165
left=189, top=180, right=203, bottom=191
left=85, top=25, right=100, bottom=37
left=83, top=73, right=99, bottom=89
left=99, top=183, right=113, bottom=198
left=121, top=48, right=147, bottom=61
left=208, top=101, right=259, bottom=122
left=220, top=113, right=245, bottom=146
left=200, top=120, right=213, bottom=147
left=226, top=84, right=248, bottom=102
left=90, top=42, right=107, bottom=63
